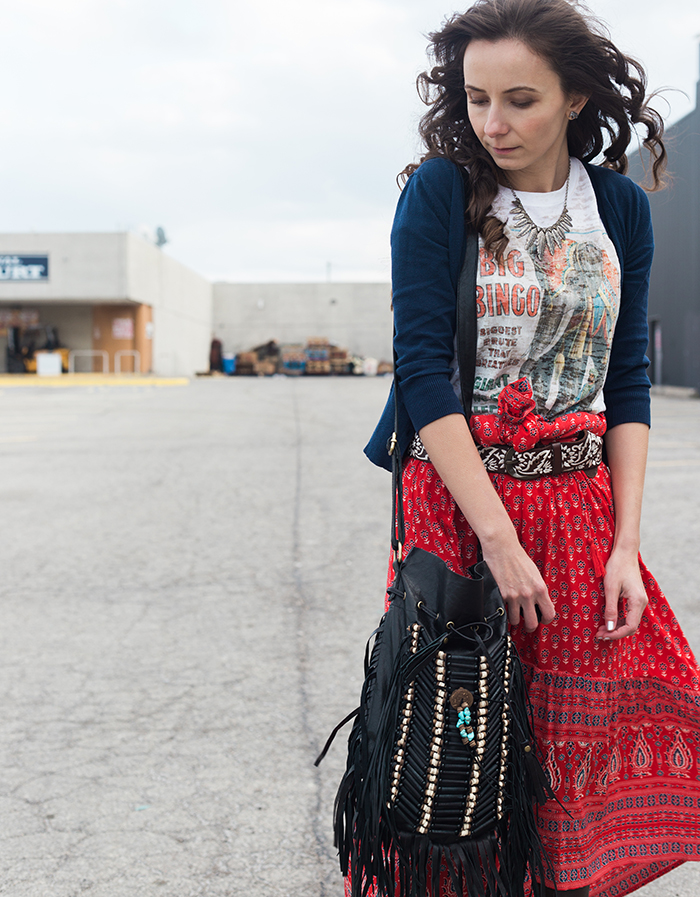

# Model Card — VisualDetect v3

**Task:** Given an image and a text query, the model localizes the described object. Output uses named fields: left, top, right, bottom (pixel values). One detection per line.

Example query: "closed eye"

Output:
left=465, top=91, right=488, bottom=106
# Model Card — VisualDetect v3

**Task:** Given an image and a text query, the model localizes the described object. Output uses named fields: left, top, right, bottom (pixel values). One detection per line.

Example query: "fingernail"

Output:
left=606, top=620, right=615, bottom=632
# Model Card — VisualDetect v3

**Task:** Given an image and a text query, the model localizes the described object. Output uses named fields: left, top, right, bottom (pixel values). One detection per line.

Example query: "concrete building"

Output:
left=629, top=50, right=700, bottom=390
left=0, top=232, right=212, bottom=376
left=212, top=282, right=393, bottom=363
left=0, top=232, right=393, bottom=375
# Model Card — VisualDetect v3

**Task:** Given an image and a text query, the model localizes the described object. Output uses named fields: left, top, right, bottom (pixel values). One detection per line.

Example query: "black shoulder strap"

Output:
left=390, top=165, right=479, bottom=553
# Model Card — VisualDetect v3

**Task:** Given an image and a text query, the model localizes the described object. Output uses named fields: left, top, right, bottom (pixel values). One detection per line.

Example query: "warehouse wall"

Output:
left=212, top=282, right=393, bottom=362
left=126, top=234, right=212, bottom=376
left=0, top=233, right=126, bottom=302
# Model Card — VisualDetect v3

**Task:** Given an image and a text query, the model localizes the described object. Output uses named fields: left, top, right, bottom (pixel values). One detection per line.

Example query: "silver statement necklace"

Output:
left=508, top=159, right=572, bottom=260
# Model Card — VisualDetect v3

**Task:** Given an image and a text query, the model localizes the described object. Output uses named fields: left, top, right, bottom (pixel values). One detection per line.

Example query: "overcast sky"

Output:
left=0, top=0, right=698, bottom=282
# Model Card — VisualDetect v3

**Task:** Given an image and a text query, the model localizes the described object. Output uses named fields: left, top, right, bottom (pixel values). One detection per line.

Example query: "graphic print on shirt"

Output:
left=459, top=159, right=622, bottom=418
left=519, top=239, right=618, bottom=417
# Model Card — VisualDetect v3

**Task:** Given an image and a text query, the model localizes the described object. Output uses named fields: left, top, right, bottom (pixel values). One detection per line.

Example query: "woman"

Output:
left=363, top=0, right=700, bottom=895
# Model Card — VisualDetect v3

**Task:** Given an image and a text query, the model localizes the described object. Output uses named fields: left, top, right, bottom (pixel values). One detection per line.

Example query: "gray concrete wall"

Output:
left=212, top=282, right=393, bottom=361
left=0, top=233, right=126, bottom=302
left=126, top=234, right=212, bottom=377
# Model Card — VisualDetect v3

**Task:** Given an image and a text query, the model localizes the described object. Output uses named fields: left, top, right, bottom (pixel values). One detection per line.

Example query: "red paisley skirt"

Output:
left=345, top=451, right=700, bottom=897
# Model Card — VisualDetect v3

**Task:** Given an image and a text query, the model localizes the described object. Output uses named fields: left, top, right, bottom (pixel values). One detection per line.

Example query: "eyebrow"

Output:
left=463, top=84, right=540, bottom=94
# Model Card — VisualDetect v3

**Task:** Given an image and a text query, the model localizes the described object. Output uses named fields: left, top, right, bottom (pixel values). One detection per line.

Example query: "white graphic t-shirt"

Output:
left=451, top=158, right=621, bottom=418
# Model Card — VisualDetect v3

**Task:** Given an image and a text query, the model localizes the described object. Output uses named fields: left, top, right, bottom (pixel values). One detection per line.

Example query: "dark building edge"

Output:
left=627, top=46, right=700, bottom=391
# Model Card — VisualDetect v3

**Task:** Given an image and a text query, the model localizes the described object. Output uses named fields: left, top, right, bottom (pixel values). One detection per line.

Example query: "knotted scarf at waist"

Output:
left=469, top=377, right=606, bottom=450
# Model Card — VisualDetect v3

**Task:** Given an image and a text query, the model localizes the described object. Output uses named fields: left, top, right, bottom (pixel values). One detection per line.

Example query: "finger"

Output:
left=536, top=596, right=556, bottom=625
left=596, top=619, right=622, bottom=639
left=597, top=595, right=648, bottom=640
left=602, top=576, right=621, bottom=635
left=519, top=604, right=539, bottom=633
left=622, top=591, right=648, bottom=633
left=599, top=622, right=636, bottom=641
left=506, top=597, right=522, bottom=627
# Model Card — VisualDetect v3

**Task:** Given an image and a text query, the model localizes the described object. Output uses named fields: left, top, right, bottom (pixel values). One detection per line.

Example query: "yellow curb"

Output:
left=0, top=374, right=189, bottom=388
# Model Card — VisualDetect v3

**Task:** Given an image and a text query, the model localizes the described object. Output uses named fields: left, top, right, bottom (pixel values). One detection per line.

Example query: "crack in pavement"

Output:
left=289, top=381, right=337, bottom=897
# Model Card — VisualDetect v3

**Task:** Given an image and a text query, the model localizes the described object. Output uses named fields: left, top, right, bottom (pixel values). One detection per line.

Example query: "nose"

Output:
left=483, top=105, right=509, bottom=139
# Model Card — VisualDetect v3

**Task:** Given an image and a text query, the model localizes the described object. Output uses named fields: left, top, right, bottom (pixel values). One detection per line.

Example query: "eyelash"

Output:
left=466, top=97, right=534, bottom=109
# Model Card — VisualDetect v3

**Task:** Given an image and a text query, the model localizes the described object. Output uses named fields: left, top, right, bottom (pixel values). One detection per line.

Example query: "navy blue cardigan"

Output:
left=365, top=157, right=653, bottom=471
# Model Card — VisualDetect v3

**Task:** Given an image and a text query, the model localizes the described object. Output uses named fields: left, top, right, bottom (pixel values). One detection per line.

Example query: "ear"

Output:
left=568, top=94, right=589, bottom=118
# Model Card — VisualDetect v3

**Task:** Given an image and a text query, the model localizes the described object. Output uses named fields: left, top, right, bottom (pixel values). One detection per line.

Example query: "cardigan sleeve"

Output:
left=600, top=176, right=653, bottom=429
left=391, top=158, right=466, bottom=433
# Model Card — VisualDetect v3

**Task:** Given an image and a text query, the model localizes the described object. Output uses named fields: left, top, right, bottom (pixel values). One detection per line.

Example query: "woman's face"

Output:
left=462, top=38, right=584, bottom=190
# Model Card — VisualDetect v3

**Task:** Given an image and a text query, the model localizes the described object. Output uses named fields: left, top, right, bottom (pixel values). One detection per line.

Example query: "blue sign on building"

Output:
left=0, top=255, right=49, bottom=281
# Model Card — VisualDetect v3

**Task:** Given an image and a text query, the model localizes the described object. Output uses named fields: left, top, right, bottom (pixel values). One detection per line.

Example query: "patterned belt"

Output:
left=407, top=430, right=603, bottom=480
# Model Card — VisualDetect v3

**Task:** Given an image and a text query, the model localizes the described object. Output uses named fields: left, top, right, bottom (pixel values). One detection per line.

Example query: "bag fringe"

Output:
left=334, top=623, right=555, bottom=897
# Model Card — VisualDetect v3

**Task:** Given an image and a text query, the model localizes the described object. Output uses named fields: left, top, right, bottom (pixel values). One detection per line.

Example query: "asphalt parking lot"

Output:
left=0, top=377, right=699, bottom=897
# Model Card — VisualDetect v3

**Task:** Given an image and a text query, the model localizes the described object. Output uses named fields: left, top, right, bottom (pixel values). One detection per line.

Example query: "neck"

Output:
left=502, top=152, right=571, bottom=193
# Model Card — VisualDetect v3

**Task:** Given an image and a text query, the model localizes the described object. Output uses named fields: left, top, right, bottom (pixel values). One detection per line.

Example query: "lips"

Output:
left=491, top=146, right=518, bottom=154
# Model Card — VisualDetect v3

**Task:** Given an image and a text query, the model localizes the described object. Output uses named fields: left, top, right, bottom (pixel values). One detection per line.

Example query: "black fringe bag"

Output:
left=316, top=166, right=554, bottom=897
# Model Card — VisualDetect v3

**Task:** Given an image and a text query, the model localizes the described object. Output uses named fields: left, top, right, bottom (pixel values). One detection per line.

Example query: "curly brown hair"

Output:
left=402, top=0, right=667, bottom=260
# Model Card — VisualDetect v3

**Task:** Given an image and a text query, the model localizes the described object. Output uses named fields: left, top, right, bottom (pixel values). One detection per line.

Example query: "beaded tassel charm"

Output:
left=450, top=687, right=475, bottom=746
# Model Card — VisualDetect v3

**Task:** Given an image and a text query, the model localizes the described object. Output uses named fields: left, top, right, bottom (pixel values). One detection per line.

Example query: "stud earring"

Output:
left=569, top=110, right=579, bottom=121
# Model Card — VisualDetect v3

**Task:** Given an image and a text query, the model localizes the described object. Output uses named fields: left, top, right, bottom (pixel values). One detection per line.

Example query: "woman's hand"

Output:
left=481, top=530, right=556, bottom=632
left=596, top=546, right=648, bottom=640
left=600, top=422, right=650, bottom=641
left=419, top=414, right=555, bottom=633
